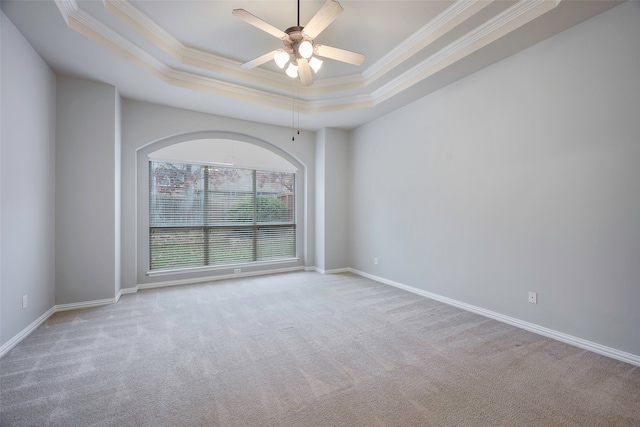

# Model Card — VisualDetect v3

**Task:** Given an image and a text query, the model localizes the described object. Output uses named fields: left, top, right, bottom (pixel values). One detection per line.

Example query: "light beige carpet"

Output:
left=1, top=271, right=639, bottom=426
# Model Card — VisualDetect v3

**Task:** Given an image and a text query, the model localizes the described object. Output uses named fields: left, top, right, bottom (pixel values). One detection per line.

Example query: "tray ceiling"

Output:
left=1, top=0, right=622, bottom=130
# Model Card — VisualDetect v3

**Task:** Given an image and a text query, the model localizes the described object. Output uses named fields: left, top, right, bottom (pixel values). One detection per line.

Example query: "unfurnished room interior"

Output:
left=1, top=0, right=639, bottom=425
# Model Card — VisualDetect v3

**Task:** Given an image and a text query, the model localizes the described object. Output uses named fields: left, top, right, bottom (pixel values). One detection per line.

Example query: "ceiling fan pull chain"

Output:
left=292, top=83, right=297, bottom=141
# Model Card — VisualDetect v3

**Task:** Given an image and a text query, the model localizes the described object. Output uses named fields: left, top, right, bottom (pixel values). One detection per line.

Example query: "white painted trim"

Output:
left=363, top=0, right=492, bottom=83
left=52, top=0, right=562, bottom=114
left=137, top=266, right=305, bottom=290
left=1, top=298, right=120, bottom=358
left=54, top=297, right=119, bottom=312
left=349, top=268, right=640, bottom=367
left=0, top=307, right=56, bottom=358
left=314, top=267, right=350, bottom=275
left=4, top=267, right=638, bottom=367
left=0, top=267, right=307, bottom=359
left=146, top=258, right=300, bottom=278
left=104, top=0, right=286, bottom=86
left=372, top=0, right=559, bottom=105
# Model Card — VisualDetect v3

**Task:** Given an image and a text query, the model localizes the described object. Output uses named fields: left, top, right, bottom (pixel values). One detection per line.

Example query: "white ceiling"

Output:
left=1, top=0, right=622, bottom=130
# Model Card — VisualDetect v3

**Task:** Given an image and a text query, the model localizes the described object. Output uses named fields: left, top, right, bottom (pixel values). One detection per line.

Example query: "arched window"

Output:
left=146, top=138, right=300, bottom=273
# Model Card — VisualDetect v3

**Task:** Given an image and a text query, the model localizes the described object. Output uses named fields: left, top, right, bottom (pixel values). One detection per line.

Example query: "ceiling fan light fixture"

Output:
left=309, top=56, right=323, bottom=73
left=234, top=0, right=365, bottom=86
left=285, top=62, right=299, bottom=78
left=274, top=50, right=290, bottom=69
left=298, top=40, right=313, bottom=59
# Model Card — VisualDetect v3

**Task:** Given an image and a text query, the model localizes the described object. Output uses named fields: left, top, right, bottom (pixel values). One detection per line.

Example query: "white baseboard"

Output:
left=1, top=267, right=314, bottom=359
left=55, top=297, right=119, bottom=312
left=6, top=268, right=637, bottom=367
left=349, top=268, right=640, bottom=367
left=0, top=307, right=56, bottom=358
left=0, top=296, right=121, bottom=358
left=312, top=267, right=350, bottom=275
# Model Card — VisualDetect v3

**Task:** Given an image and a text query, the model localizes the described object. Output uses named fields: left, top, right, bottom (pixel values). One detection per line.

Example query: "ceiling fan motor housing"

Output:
left=284, top=26, right=313, bottom=59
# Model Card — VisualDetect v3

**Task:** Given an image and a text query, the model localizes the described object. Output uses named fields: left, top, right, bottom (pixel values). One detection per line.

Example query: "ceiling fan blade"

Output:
left=241, top=49, right=280, bottom=70
left=302, top=0, right=343, bottom=39
left=297, top=58, right=313, bottom=87
left=315, top=45, right=365, bottom=66
left=232, top=9, right=287, bottom=39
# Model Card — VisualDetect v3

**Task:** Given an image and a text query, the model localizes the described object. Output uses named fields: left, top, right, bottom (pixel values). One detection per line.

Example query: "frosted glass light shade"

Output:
left=298, top=40, right=313, bottom=59
left=309, top=57, right=323, bottom=73
left=274, top=50, right=290, bottom=69
left=285, top=62, right=298, bottom=78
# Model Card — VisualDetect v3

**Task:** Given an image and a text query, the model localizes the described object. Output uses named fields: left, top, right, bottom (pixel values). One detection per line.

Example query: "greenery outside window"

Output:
left=149, top=161, right=295, bottom=271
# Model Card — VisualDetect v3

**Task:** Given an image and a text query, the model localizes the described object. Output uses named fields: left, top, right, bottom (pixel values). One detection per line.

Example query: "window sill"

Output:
left=146, top=258, right=300, bottom=278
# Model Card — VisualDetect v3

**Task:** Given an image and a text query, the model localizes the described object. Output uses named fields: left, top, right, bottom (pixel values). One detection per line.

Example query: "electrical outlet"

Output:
left=22, top=295, right=28, bottom=309
left=374, top=257, right=378, bottom=265
left=234, top=268, right=241, bottom=274
left=528, top=292, right=537, bottom=304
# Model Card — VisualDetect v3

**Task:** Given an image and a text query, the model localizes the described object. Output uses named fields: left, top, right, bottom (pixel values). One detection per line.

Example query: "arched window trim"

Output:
left=135, top=131, right=307, bottom=281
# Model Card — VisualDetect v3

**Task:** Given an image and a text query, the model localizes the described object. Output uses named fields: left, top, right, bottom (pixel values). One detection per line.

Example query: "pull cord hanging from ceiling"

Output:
left=292, top=84, right=300, bottom=141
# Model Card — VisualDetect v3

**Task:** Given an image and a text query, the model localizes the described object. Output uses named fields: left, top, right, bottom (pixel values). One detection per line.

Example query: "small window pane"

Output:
left=150, top=163, right=203, bottom=227
left=207, top=168, right=255, bottom=225
left=150, top=227, right=205, bottom=269
left=257, top=226, right=295, bottom=261
left=209, top=227, right=254, bottom=265
left=256, top=171, right=295, bottom=224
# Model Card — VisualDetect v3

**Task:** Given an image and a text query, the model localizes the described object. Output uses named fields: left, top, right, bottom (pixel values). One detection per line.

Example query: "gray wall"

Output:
left=348, top=2, right=640, bottom=356
left=55, top=76, right=121, bottom=304
left=315, top=128, right=349, bottom=272
left=2, top=1, right=637, bottom=361
left=315, top=130, right=326, bottom=271
left=120, top=100, right=317, bottom=288
left=1, top=12, right=56, bottom=346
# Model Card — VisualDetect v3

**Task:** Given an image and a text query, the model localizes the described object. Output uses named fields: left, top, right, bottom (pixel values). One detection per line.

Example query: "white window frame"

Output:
left=135, top=132, right=306, bottom=281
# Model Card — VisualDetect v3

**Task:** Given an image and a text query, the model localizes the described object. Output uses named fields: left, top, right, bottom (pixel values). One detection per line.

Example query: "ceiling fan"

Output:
left=232, top=0, right=365, bottom=87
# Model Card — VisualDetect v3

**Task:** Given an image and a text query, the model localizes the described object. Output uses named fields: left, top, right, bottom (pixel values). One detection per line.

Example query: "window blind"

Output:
left=149, top=161, right=295, bottom=271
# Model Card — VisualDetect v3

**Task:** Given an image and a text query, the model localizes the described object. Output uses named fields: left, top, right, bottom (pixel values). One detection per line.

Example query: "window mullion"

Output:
left=203, top=166, right=210, bottom=266
left=252, top=170, right=257, bottom=262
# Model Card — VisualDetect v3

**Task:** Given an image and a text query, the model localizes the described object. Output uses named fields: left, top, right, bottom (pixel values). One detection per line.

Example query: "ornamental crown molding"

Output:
left=53, top=0, right=561, bottom=114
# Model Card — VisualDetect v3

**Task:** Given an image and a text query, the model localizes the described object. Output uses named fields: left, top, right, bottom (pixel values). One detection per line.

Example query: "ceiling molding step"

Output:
left=372, top=0, right=561, bottom=105
left=307, top=95, right=374, bottom=113
left=302, top=73, right=365, bottom=94
left=52, top=0, right=560, bottom=116
left=104, top=1, right=262, bottom=80
left=168, top=69, right=375, bottom=114
left=53, top=0, right=78, bottom=24
left=163, top=69, right=299, bottom=112
left=104, top=0, right=183, bottom=53
left=363, top=0, right=495, bottom=85
left=52, top=1, right=293, bottom=109
left=63, top=3, right=170, bottom=81
left=103, top=0, right=366, bottom=95
left=53, top=0, right=369, bottom=114
left=105, top=0, right=300, bottom=92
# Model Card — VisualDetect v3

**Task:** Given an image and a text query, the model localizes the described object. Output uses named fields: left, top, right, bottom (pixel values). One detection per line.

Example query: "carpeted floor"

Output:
left=1, top=271, right=639, bottom=426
